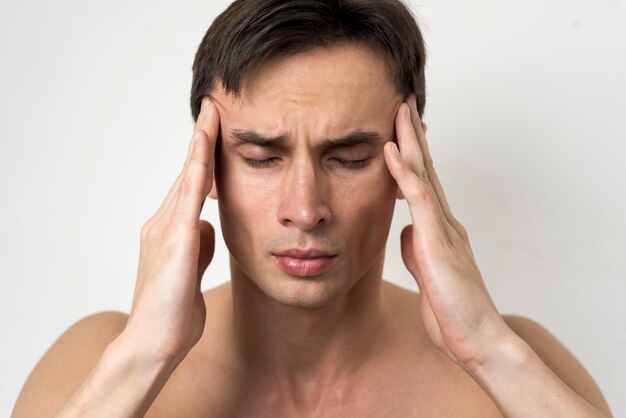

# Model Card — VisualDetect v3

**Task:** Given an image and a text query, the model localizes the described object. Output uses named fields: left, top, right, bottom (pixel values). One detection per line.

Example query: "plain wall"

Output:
left=1, top=0, right=624, bottom=415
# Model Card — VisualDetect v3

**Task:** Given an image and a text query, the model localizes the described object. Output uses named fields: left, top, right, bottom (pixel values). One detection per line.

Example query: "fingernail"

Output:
left=405, top=104, right=411, bottom=118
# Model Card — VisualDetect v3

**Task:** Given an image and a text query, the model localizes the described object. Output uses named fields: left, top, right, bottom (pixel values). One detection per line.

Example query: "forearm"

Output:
left=467, top=331, right=606, bottom=418
left=55, top=332, right=177, bottom=418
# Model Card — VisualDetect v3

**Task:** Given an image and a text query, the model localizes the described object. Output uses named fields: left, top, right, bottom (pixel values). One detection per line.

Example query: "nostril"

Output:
left=277, top=167, right=332, bottom=229
left=277, top=197, right=332, bottom=230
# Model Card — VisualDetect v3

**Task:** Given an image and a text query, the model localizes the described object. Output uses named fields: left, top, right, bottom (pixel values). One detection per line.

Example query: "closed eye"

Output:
left=243, top=157, right=280, bottom=168
left=242, top=157, right=369, bottom=169
left=330, top=158, right=369, bottom=170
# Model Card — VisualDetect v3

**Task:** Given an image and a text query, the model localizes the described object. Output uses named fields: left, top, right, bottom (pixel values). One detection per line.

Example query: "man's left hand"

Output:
left=383, top=96, right=510, bottom=371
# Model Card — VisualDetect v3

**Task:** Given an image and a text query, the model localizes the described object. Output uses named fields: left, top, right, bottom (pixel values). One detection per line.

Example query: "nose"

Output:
left=277, top=158, right=332, bottom=231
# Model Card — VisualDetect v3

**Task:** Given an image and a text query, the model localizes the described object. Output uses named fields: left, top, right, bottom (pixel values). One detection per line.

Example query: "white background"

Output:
left=1, top=0, right=624, bottom=415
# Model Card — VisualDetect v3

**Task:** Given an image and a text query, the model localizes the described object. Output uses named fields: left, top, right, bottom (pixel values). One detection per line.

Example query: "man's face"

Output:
left=210, top=42, right=403, bottom=308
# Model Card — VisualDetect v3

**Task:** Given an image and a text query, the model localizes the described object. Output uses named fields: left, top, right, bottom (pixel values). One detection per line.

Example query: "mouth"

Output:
left=271, top=248, right=338, bottom=277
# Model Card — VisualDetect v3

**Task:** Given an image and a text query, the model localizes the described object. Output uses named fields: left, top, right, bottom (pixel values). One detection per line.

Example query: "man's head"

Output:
left=190, top=0, right=427, bottom=120
left=190, top=0, right=427, bottom=309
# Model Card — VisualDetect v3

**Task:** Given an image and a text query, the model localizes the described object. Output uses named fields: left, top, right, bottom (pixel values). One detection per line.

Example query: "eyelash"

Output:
left=242, top=157, right=368, bottom=169
left=333, top=159, right=369, bottom=169
left=242, top=158, right=278, bottom=168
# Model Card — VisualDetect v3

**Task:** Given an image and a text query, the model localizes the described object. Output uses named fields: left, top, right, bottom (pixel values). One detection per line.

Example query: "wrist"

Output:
left=56, top=330, right=179, bottom=417
left=108, top=328, right=182, bottom=372
left=464, top=325, right=532, bottom=388
left=118, top=318, right=193, bottom=368
left=461, top=325, right=608, bottom=418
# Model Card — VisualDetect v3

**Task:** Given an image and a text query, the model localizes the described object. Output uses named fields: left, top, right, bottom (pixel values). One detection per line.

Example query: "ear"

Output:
left=208, top=176, right=218, bottom=200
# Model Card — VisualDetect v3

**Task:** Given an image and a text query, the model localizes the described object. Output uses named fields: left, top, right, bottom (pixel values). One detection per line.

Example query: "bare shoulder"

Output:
left=503, top=314, right=613, bottom=417
left=12, top=311, right=129, bottom=417
left=378, top=285, right=613, bottom=416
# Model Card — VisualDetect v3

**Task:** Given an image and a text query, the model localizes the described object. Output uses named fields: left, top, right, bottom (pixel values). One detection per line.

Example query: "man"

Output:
left=12, top=0, right=613, bottom=416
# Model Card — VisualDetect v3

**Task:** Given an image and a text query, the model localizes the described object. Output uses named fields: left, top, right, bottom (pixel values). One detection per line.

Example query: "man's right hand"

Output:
left=122, top=96, right=220, bottom=366
left=12, top=98, right=222, bottom=418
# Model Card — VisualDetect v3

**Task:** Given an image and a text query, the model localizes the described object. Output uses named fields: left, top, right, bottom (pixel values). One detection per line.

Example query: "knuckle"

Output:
left=179, top=174, right=194, bottom=197
left=141, top=222, right=163, bottom=245
left=406, top=179, right=436, bottom=202
left=189, top=154, right=208, bottom=170
left=418, top=181, right=436, bottom=201
left=140, top=222, right=151, bottom=241
left=418, top=167, right=429, bottom=182
left=140, top=219, right=159, bottom=243
left=456, top=223, right=469, bottom=240
left=449, top=214, right=462, bottom=228
left=448, top=216, right=468, bottom=240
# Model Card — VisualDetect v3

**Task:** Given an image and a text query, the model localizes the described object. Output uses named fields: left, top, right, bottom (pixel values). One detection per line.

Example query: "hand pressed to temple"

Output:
left=383, top=97, right=507, bottom=369
left=383, top=96, right=610, bottom=417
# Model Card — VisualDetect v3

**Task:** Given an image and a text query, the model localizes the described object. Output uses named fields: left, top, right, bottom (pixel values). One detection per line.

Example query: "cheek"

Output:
left=214, top=156, right=270, bottom=256
left=336, top=166, right=397, bottom=239
left=331, top=157, right=397, bottom=201
left=217, top=156, right=278, bottom=210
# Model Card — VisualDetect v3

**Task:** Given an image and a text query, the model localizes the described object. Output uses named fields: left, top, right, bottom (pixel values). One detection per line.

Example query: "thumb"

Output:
left=197, top=220, right=215, bottom=284
left=400, top=224, right=424, bottom=292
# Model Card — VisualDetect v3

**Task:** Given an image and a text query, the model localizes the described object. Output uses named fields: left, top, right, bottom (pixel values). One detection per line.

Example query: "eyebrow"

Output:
left=227, top=128, right=387, bottom=148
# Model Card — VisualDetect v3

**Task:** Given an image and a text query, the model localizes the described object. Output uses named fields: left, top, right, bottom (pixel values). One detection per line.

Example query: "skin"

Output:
left=209, top=41, right=401, bottom=397
left=192, top=42, right=424, bottom=414
left=12, top=42, right=613, bottom=417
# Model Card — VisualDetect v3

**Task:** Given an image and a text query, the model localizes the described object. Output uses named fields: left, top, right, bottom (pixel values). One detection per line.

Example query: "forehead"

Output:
left=210, top=42, right=402, bottom=139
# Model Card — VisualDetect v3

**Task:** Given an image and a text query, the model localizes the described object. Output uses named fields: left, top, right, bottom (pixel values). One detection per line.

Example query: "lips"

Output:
left=272, top=248, right=337, bottom=277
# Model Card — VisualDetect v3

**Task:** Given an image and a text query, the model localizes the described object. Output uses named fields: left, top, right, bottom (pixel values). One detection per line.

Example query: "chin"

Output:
left=258, top=273, right=350, bottom=310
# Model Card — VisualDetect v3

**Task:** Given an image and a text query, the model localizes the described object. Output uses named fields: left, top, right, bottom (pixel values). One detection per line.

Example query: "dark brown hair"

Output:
left=190, top=0, right=427, bottom=121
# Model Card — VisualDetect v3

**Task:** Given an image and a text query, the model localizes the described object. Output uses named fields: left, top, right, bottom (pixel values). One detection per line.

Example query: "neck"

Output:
left=228, top=252, right=391, bottom=395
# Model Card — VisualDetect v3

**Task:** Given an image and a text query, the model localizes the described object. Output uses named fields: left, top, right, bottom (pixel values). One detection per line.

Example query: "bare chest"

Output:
left=230, top=378, right=502, bottom=418
left=148, top=354, right=502, bottom=418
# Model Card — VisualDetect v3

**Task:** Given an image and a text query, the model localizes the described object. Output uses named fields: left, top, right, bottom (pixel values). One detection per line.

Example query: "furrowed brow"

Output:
left=321, top=130, right=386, bottom=148
left=228, top=128, right=386, bottom=148
left=228, top=129, right=288, bottom=147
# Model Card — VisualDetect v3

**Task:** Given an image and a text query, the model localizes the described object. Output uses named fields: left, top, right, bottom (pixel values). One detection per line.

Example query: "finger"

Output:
left=393, top=105, right=457, bottom=240
left=162, top=98, right=219, bottom=224
left=407, top=96, right=468, bottom=244
left=150, top=97, right=214, bottom=224
left=400, top=224, right=425, bottom=293
left=384, top=140, right=450, bottom=250
left=396, top=103, right=427, bottom=182
left=170, top=127, right=213, bottom=228
left=197, top=220, right=215, bottom=284
left=153, top=132, right=199, bottom=221
left=195, top=97, right=220, bottom=199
